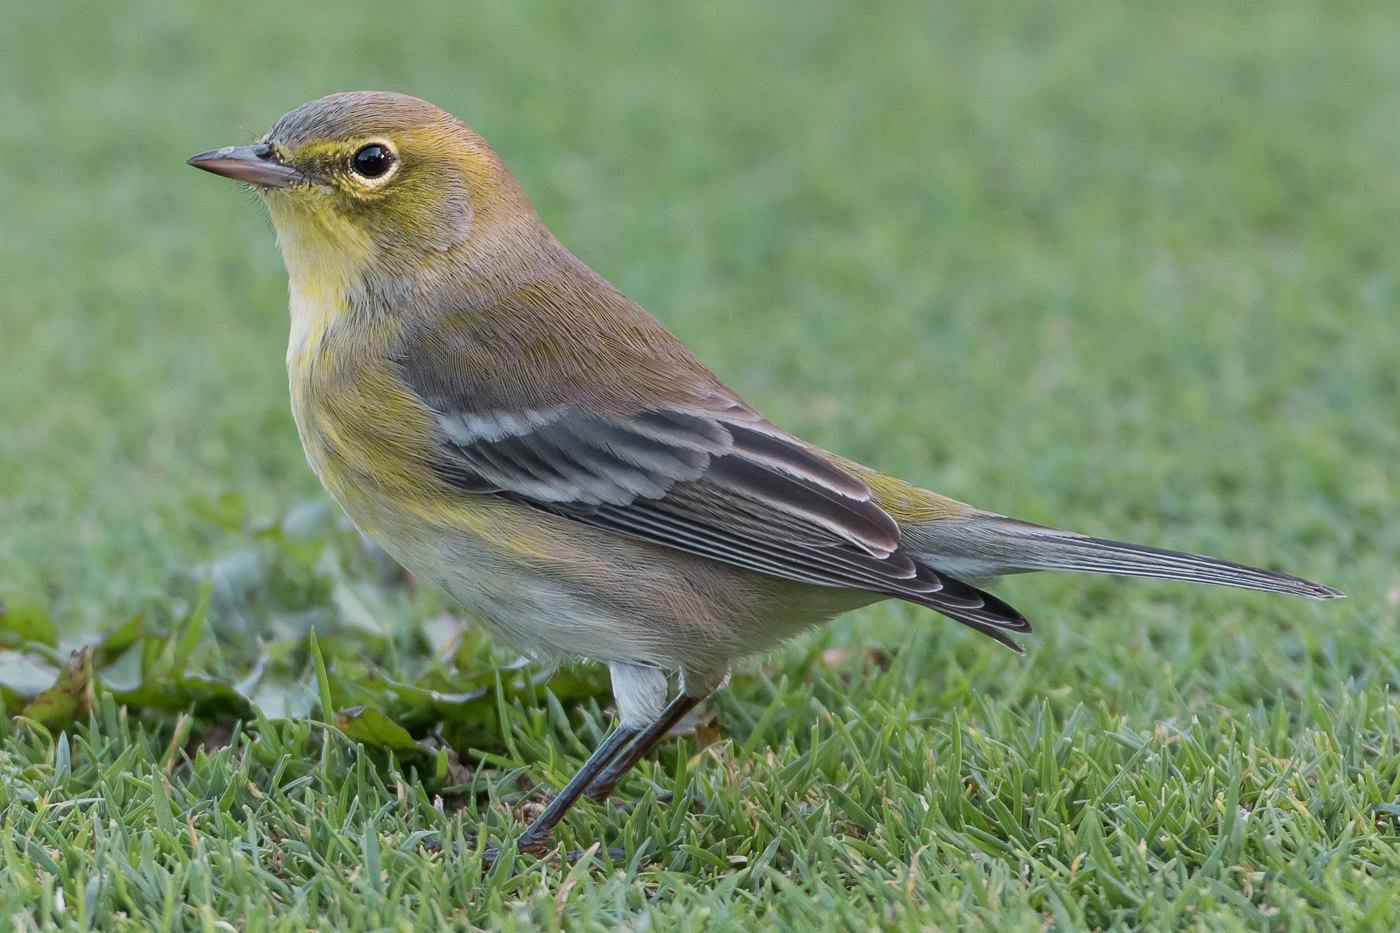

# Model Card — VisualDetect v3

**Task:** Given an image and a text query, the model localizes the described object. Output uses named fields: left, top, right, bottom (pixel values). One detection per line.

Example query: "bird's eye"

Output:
left=351, top=144, right=394, bottom=179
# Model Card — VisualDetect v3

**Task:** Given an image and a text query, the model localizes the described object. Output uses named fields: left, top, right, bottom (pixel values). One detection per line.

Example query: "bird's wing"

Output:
left=420, top=400, right=1031, bottom=646
left=426, top=401, right=945, bottom=595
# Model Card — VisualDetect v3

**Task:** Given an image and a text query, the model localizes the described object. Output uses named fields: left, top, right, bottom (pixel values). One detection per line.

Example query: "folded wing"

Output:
left=423, top=400, right=1032, bottom=648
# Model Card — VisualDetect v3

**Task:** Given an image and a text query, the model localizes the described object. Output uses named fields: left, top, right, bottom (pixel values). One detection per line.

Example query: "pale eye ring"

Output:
left=351, top=143, right=394, bottom=179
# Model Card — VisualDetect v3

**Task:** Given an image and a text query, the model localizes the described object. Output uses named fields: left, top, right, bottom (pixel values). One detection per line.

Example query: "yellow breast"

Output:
left=267, top=203, right=429, bottom=509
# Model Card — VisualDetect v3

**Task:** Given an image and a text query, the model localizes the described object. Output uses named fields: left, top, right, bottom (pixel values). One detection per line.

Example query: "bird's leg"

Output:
left=510, top=692, right=702, bottom=857
left=514, top=721, right=640, bottom=854
left=583, top=693, right=701, bottom=803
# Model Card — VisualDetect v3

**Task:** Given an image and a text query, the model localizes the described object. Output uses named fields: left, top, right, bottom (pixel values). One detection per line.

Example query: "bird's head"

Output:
left=189, top=91, right=548, bottom=305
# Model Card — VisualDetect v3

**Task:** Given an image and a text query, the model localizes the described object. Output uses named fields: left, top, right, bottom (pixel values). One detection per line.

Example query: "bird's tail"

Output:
left=908, top=513, right=1345, bottom=601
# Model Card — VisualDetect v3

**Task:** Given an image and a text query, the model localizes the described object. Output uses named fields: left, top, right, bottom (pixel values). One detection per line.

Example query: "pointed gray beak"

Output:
left=187, top=144, right=306, bottom=189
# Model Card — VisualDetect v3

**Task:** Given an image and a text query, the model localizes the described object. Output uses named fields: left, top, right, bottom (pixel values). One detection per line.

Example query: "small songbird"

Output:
left=189, top=91, right=1343, bottom=855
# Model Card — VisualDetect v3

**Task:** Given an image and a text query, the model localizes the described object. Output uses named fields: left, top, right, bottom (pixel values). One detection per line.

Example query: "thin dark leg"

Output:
left=514, top=722, right=640, bottom=853
left=583, top=693, right=701, bottom=804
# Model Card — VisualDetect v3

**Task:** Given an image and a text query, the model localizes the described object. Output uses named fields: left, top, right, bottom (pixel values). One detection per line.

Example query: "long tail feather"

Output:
left=911, top=514, right=1344, bottom=600
left=1026, top=534, right=1343, bottom=599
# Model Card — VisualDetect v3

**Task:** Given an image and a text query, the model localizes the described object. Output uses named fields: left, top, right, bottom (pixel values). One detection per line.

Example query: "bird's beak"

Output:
left=187, top=144, right=306, bottom=189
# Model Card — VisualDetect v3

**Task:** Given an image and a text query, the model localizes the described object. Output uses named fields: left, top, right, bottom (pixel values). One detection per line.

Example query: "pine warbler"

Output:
left=190, top=91, right=1342, bottom=855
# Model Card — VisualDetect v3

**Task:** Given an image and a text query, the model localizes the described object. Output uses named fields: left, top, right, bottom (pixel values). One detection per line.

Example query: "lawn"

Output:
left=2, top=0, right=1399, bottom=928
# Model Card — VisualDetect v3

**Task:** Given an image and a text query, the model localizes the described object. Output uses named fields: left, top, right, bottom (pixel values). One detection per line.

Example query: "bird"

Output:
left=188, top=91, right=1343, bottom=857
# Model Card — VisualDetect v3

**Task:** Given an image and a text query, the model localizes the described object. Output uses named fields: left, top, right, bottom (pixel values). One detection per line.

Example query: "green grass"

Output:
left=3, top=0, right=1399, bottom=928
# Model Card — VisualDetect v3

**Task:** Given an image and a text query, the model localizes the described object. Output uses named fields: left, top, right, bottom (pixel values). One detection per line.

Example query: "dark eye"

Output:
left=351, top=144, right=393, bottom=179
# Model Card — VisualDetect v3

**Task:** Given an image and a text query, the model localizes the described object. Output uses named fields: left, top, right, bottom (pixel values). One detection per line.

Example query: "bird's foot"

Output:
left=419, top=830, right=622, bottom=866
left=480, top=840, right=626, bottom=867
left=588, top=787, right=708, bottom=813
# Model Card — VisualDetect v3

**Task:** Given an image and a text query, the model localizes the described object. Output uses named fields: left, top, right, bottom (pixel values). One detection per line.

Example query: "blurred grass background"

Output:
left=2, top=0, right=1400, bottom=927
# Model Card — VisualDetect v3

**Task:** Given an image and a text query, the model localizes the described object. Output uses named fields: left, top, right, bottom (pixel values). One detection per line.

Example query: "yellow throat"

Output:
left=267, top=196, right=373, bottom=375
